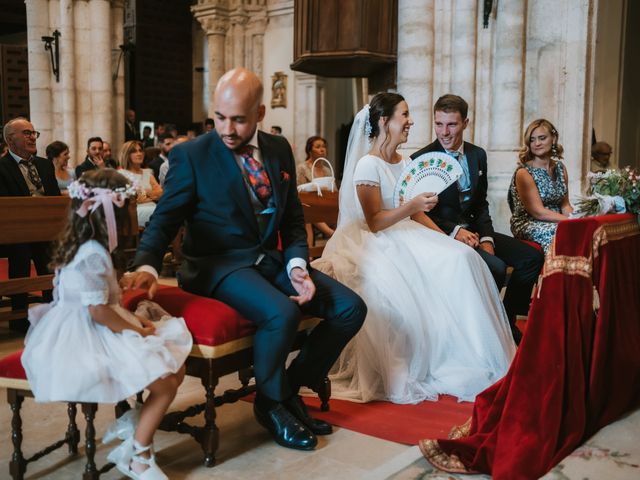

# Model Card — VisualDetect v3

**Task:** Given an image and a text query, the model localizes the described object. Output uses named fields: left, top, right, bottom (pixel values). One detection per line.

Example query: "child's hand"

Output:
left=120, top=271, right=158, bottom=299
left=138, top=315, right=155, bottom=329
left=139, top=325, right=156, bottom=337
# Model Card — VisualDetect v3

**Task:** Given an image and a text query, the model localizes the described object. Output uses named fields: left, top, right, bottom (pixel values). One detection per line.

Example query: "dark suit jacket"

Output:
left=0, top=153, right=61, bottom=196
left=410, top=140, right=494, bottom=239
left=75, top=157, right=97, bottom=179
left=147, top=156, right=164, bottom=181
left=125, top=121, right=139, bottom=142
left=133, top=130, right=308, bottom=296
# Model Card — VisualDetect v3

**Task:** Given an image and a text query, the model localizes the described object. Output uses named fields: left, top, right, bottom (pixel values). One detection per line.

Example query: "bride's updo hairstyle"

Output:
left=367, top=92, right=405, bottom=140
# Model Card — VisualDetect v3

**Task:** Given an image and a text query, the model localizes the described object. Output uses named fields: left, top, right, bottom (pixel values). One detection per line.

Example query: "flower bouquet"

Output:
left=574, top=166, right=640, bottom=218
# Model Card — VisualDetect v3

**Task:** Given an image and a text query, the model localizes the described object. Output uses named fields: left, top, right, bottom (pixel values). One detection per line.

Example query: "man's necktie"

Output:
left=20, top=158, right=43, bottom=190
left=238, top=146, right=272, bottom=205
left=449, top=151, right=470, bottom=193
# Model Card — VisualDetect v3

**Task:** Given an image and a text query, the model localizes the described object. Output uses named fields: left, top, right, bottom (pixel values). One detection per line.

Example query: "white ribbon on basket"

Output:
left=297, top=158, right=336, bottom=196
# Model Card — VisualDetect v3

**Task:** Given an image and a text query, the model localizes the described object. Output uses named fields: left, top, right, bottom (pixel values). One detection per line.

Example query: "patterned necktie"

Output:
left=238, top=146, right=272, bottom=205
left=20, top=158, right=43, bottom=190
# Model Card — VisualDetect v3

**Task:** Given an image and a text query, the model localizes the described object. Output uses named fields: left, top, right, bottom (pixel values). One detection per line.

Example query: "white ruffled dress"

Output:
left=21, top=240, right=192, bottom=403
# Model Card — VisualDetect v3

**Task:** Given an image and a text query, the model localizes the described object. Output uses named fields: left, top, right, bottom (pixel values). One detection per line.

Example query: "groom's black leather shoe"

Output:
left=253, top=402, right=318, bottom=450
left=284, top=395, right=333, bottom=435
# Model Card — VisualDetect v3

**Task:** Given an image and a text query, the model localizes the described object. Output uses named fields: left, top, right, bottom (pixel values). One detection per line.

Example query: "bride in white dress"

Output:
left=312, top=93, right=516, bottom=404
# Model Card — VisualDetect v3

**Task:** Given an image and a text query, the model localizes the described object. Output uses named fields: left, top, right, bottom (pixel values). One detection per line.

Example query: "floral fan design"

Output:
left=393, top=152, right=463, bottom=207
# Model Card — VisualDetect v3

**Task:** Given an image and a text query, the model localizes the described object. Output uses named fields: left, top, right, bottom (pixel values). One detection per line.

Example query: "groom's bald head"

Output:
left=213, top=68, right=266, bottom=151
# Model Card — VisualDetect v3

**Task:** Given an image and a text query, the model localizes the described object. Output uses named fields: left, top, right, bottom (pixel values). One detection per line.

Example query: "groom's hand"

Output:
left=289, top=267, right=316, bottom=305
left=454, top=228, right=479, bottom=248
left=119, top=271, right=158, bottom=299
left=478, top=241, right=495, bottom=255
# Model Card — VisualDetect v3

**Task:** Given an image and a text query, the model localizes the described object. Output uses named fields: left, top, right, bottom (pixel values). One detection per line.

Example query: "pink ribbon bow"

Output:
left=75, top=188, right=126, bottom=252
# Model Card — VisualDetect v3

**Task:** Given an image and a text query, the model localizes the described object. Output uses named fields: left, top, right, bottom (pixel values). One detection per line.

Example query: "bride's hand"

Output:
left=408, top=192, right=438, bottom=214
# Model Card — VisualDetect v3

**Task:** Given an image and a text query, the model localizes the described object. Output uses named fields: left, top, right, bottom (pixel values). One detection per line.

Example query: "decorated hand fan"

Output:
left=393, top=152, right=463, bottom=207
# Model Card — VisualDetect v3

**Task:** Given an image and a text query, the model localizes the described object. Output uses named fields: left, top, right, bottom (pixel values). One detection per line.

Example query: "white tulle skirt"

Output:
left=22, top=301, right=192, bottom=404
left=312, top=218, right=516, bottom=404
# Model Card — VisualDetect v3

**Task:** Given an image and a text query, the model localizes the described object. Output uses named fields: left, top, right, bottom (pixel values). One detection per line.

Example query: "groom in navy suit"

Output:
left=122, top=68, right=366, bottom=450
left=411, top=95, right=543, bottom=343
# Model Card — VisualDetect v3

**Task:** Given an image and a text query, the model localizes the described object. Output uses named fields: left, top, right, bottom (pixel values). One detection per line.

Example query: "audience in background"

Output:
left=270, top=125, right=283, bottom=136
left=590, top=141, right=613, bottom=173
left=46, top=140, right=74, bottom=193
left=297, top=135, right=335, bottom=238
left=141, top=126, right=154, bottom=148
left=101, top=141, right=117, bottom=168
left=75, top=136, right=105, bottom=178
left=159, top=135, right=188, bottom=187
left=203, top=118, right=215, bottom=133
left=118, top=140, right=163, bottom=227
left=124, top=109, right=138, bottom=141
left=147, top=133, right=174, bottom=181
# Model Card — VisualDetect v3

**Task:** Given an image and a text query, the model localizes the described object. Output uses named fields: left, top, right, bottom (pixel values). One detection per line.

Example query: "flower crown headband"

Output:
left=67, top=180, right=138, bottom=252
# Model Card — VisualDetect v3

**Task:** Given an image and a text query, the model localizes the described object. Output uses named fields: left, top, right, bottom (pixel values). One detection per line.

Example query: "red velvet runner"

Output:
left=431, top=214, right=640, bottom=479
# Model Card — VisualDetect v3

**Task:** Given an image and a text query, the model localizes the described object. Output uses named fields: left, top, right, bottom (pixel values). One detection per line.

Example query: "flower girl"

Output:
left=21, top=169, right=192, bottom=480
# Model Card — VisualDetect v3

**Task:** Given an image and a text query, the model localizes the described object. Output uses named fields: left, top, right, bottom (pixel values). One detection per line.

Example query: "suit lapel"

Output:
left=208, top=133, right=259, bottom=233
left=2, top=155, right=30, bottom=195
left=258, top=132, right=281, bottom=210
left=464, top=143, right=480, bottom=194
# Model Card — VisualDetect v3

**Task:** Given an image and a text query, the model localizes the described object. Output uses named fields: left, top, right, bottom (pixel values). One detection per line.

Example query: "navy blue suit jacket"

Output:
left=410, top=140, right=494, bottom=239
left=133, top=130, right=308, bottom=296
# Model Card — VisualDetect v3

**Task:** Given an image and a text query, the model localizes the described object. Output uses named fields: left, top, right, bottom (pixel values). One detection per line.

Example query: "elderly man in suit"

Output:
left=121, top=68, right=366, bottom=451
left=411, top=95, right=543, bottom=344
left=0, top=117, right=61, bottom=331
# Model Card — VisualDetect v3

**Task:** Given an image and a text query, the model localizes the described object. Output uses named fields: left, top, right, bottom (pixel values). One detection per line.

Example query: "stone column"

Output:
left=73, top=0, right=92, bottom=157
left=397, top=0, right=435, bottom=152
left=24, top=0, right=53, bottom=150
left=88, top=0, right=112, bottom=142
left=59, top=0, right=77, bottom=159
left=230, top=6, right=248, bottom=69
left=489, top=0, right=526, bottom=152
left=111, top=0, right=126, bottom=150
left=192, top=2, right=230, bottom=118
left=247, top=14, right=267, bottom=78
left=451, top=0, right=478, bottom=140
left=294, top=73, right=326, bottom=162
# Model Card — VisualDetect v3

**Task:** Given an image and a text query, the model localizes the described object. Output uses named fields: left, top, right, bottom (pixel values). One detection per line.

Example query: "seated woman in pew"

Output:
left=118, top=140, right=163, bottom=227
left=46, top=140, right=75, bottom=194
left=508, top=119, right=573, bottom=254
left=21, top=169, right=191, bottom=480
left=297, top=135, right=336, bottom=239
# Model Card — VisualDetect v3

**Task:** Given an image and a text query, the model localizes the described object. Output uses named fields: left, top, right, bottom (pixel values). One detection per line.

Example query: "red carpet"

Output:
left=246, top=393, right=473, bottom=445
left=300, top=395, right=473, bottom=445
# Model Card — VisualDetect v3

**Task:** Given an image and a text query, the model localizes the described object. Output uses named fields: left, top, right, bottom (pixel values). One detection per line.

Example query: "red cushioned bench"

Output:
left=121, top=286, right=330, bottom=468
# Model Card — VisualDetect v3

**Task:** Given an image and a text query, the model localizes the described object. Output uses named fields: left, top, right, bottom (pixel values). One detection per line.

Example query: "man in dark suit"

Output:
left=124, top=109, right=139, bottom=141
left=0, top=117, right=61, bottom=331
left=121, top=68, right=366, bottom=451
left=411, top=95, right=543, bottom=343
left=146, top=133, right=174, bottom=181
left=75, top=136, right=108, bottom=178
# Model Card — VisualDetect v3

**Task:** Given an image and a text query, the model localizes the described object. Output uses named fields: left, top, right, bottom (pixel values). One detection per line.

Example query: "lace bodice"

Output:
left=353, top=154, right=407, bottom=210
left=55, top=240, right=120, bottom=306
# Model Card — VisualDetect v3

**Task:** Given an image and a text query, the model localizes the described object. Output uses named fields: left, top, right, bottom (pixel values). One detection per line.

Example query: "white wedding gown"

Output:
left=312, top=154, right=516, bottom=404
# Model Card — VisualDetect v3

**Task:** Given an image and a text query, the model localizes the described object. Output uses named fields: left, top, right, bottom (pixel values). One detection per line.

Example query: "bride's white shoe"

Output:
left=115, top=439, right=168, bottom=480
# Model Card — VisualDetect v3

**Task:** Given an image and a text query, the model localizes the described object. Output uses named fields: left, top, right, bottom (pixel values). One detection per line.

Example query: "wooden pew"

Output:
left=0, top=196, right=139, bottom=480
left=299, top=190, right=339, bottom=259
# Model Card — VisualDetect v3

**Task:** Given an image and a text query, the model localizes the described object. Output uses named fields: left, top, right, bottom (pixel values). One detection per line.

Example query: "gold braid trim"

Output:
left=541, top=218, right=640, bottom=280
left=419, top=439, right=474, bottom=474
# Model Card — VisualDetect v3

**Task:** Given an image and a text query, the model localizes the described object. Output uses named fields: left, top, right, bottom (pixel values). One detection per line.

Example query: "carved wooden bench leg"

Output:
left=66, top=403, right=80, bottom=454
left=201, top=368, right=219, bottom=467
left=238, top=367, right=253, bottom=389
left=81, top=403, right=99, bottom=480
left=8, top=389, right=26, bottom=480
left=317, top=377, right=331, bottom=412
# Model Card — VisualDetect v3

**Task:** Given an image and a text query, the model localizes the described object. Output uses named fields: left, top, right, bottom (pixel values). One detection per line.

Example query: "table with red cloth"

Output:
left=420, top=213, right=640, bottom=480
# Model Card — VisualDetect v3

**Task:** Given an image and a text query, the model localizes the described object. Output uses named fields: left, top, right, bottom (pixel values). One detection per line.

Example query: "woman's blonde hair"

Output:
left=118, top=140, right=144, bottom=170
left=517, top=119, right=563, bottom=167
